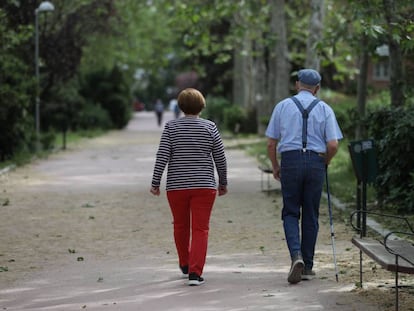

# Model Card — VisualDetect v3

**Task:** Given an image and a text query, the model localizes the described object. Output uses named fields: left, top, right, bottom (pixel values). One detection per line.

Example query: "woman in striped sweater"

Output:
left=150, top=88, right=228, bottom=286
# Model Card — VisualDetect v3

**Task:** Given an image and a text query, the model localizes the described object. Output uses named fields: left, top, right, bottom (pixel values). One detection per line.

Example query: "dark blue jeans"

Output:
left=280, top=150, right=326, bottom=270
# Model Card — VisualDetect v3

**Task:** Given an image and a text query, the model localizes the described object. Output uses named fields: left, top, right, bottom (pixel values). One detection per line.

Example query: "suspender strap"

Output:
left=291, top=96, right=321, bottom=151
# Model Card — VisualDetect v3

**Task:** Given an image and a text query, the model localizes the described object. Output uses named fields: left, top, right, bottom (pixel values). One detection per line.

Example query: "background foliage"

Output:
left=0, top=9, right=35, bottom=160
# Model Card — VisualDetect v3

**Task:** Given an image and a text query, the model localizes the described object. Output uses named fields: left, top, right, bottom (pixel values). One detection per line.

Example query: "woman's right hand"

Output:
left=218, top=185, right=227, bottom=196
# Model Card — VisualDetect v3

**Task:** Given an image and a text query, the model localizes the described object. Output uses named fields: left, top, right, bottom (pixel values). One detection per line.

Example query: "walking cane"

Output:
left=325, top=166, right=339, bottom=282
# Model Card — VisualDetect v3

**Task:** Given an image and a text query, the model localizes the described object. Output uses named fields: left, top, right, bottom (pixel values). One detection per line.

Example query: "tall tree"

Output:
left=347, top=1, right=382, bottom=139
left=268, top=0, right=290, bottom=106
left=305, top=0, right=324, bottom=70
left=0, top=7, right=34, bottom=159
left=355, top=33, right=370, bottom=138
left=232, top=32, right=253, bottom=110
left=383, top=0, right=405, bottom=107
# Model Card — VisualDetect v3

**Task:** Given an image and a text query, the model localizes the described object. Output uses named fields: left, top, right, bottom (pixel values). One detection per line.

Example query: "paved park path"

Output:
left=0, top=111, right=381, bottom=310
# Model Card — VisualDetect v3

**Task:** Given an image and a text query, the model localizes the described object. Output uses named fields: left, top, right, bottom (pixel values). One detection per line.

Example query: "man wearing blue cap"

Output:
left=265, top=69, right=343, bottom=284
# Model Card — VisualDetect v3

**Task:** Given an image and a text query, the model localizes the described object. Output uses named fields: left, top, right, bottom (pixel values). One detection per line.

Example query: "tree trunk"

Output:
left=356, top=34, right=369, bottom=139
left=383, top=0, right=405, bottom=107
left=254, top=40, right=267, bottom=135
left=233, top=8, right=258, bottom=134
left=268, top=0, right=290, bottom=109
left=267, top=0, right=275, bottom=111
left=232, top=34, right=253, bottom=110
left=305, top=0, right=324, bottom=70
left=388, top=42, right=404, bottom=107
left=232, top=47, right=244, bottom=107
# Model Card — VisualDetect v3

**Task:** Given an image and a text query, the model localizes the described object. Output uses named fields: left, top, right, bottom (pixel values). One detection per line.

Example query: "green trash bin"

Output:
left=348, top=139, right=378, bottom=184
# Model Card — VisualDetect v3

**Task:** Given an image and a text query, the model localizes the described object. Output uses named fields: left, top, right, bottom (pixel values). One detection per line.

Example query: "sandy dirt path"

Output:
left=0, top=111, right=410, bottom=310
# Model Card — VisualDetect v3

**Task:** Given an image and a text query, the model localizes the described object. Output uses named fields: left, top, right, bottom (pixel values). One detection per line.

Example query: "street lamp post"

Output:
left=35, top=1, right=54, bottom=152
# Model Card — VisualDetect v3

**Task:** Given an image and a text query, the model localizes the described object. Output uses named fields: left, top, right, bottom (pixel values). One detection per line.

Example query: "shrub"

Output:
left=79, top=66, right=132, bottom=129
left=335, top=106, right=357, bottom=139
left=103, top=94, right=131, bottom=129
left=0, top=13, right=34, bottom=159
left=203, top=96, right=256, bottom=134
left=40, top=131, right=56, bottom=151
left=223, top=105, right=247, bottom=134
left=43, top=79, right=85, bottom=133
left=366, top=104, right=414, bottom=213
left=76, top=103, right=112, bottom=130
left=243, top=107, right=258, bottom=134
left=202, top=96, right=231, bottom=129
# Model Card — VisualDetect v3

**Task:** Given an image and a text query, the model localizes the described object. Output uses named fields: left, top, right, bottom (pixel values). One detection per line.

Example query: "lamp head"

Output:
left=36, top=1, right=55, bottom=14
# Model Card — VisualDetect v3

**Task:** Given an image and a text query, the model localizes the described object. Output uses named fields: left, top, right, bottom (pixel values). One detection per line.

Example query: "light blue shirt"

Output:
left=265, top=91, right=343, bottom=154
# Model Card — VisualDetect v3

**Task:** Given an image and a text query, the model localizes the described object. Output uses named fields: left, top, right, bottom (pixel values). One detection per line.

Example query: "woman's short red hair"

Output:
left=177, top=88, right=206, bottom=115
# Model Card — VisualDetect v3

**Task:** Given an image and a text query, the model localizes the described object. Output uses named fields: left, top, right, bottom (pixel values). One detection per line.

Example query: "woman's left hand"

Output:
left=150, top=186, right=160, bottom=196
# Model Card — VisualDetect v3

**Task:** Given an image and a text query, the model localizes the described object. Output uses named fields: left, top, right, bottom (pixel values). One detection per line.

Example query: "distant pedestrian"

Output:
left=150, top=88, right=228, bottom=286
left=154, top=99, right=164, bottom=126
left=265, top=69, right=343, bottom=284
left=169, top=98, right=181, bottom=119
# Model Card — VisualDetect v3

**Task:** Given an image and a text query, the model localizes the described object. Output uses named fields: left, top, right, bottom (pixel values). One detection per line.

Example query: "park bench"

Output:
left=257, top=155, right=276, bottom=193
left=350, top=210, right=414, bottom=311
left=258, top=164, right=273, bottom=192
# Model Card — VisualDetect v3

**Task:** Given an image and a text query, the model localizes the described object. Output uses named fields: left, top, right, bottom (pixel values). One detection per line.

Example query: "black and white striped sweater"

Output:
left=151, top=116, right=227, bottom=191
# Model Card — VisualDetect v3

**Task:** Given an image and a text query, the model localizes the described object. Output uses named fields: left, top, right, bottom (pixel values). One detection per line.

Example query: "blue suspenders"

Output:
left=290, top=96, right=321, bottom=152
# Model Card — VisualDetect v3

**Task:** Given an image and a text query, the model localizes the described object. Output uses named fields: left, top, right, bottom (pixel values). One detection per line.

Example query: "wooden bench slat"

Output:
left=352, top=237, right=414, bottom=274
left=258, top=166, right=273, bottom=174
left=386, top=239, right=414, bottom=264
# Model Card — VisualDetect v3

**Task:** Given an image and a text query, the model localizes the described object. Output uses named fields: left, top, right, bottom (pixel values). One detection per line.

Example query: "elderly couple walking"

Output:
left=150, top=69, right=343, bottom=286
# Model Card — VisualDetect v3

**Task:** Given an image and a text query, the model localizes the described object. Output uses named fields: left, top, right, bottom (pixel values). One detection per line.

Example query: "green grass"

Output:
left=0, top=150, right=34, bottom=169
left=325, top=139, right=377, bottom=205
left=326, top=140, right=357, bottom=203
left=0, top=129, right=106, bottom=170
left=54, top=129, right=106, bottom=147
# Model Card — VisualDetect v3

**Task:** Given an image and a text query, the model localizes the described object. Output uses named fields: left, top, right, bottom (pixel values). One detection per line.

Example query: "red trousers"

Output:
left=167, top=189, right=217, bottom=276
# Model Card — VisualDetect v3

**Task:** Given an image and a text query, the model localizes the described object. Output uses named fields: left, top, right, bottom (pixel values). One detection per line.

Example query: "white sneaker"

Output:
left=188, top=273, right=205, bottom=286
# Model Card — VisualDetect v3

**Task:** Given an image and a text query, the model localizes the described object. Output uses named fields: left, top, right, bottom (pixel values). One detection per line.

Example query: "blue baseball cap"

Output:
left=298, top=69, right=321, bottom=86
